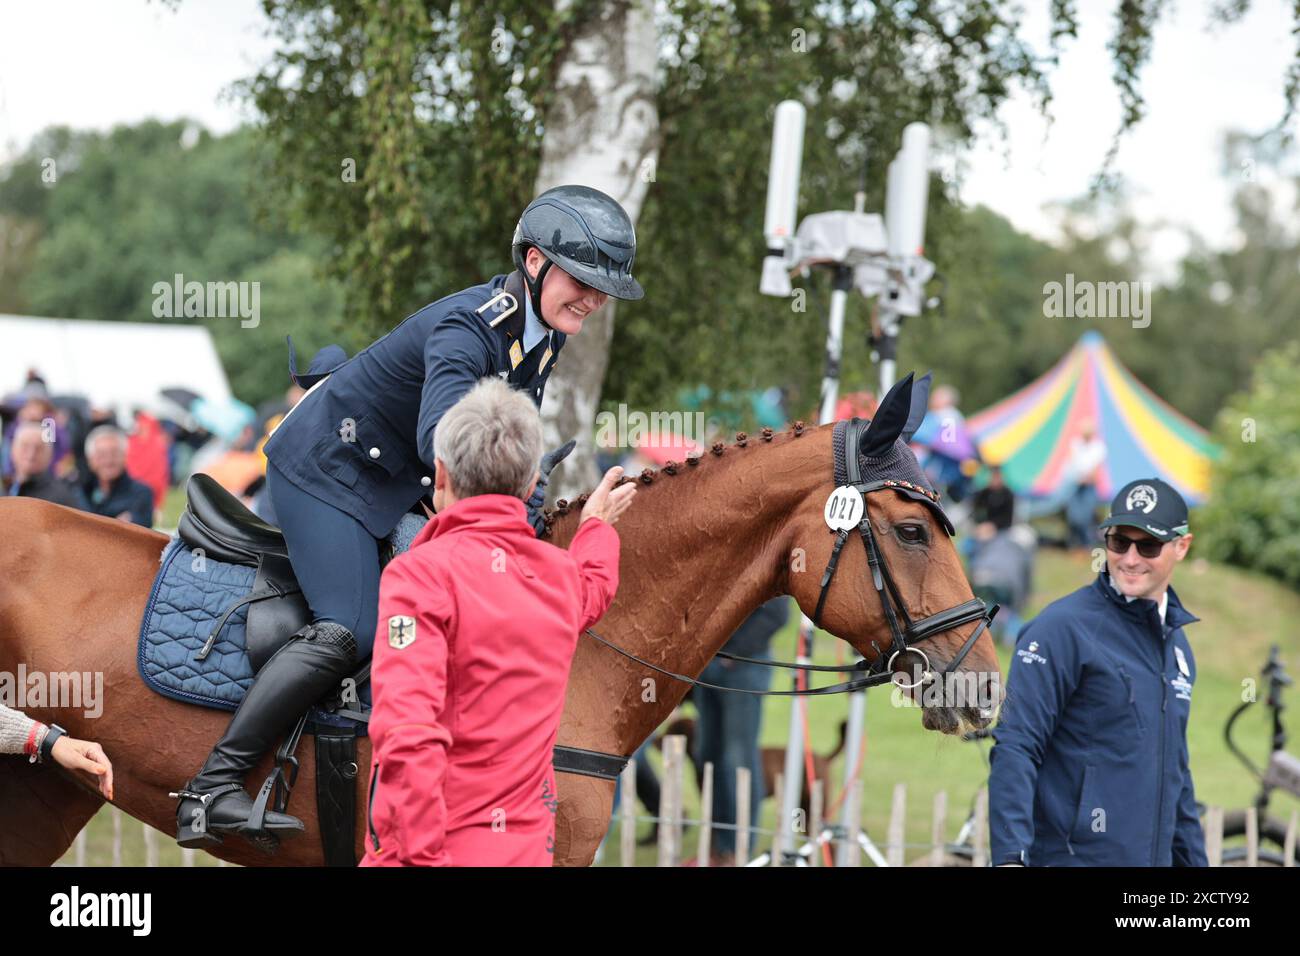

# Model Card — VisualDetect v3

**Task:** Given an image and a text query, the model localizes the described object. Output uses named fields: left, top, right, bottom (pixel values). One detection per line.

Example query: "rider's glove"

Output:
left=526, top=439, right=576, bottom=537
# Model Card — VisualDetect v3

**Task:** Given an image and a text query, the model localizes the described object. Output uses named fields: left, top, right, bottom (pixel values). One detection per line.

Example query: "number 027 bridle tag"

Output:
left=823, top=485, right=864, bottom=531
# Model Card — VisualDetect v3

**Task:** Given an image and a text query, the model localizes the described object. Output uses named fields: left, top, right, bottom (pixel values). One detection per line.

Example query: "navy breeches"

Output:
left=266, top=462, right=381, bottom=659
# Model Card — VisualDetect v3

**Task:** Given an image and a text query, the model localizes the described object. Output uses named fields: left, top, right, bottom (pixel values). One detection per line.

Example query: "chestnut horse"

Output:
left=0, top=416, right=1000, bottom=867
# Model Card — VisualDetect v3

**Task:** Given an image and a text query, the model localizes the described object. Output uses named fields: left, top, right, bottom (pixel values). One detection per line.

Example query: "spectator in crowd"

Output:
left=962, top=463, right=1018, bottom=564
left=126, top=410, right=172, bottom=512
left=1061, top=419, right=1107, bottom=548
left=919, top=384, right=969, bottom=498
left=691, top=597, right=790, bottom=865
left=2, top=387, right=74, bottom=481
left=3, top=421, right=83, bottom=509
left=80, top=424, right=156, bottom=527
left=20, top=395, right=74, bottom=477
left=971, top=464, right=1016, bottom=533
left=969, top=524, right=1036, bottom=644
left=1022, top=419, right=1108, bottom=549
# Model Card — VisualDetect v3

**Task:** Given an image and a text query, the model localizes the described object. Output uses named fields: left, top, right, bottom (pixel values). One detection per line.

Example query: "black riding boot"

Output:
left=173, top=621, right=357, bottom=849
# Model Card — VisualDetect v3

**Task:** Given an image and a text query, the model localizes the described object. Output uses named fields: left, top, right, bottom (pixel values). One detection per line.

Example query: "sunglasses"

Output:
left=1103, top=531, right=1167, bottom=559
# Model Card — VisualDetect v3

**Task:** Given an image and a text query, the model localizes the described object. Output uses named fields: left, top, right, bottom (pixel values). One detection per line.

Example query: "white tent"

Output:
left=0, top=314, right=232, bottom=419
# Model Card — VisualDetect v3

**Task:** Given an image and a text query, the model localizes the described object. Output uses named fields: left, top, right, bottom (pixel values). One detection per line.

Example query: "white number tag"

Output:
left=824, top=485, right=864, bottom=531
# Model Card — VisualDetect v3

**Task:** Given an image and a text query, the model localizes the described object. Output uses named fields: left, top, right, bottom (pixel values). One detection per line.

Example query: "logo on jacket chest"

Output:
left=1170, top=674, right=1192, bottom=701
left=1171, top=646, right=1192, bottom=700
left=1016, top=640, right=1047, bottom=665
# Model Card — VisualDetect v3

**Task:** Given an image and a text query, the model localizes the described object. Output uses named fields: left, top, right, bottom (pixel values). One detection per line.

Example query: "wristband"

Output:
left=24, top=722, right=42, bottom=761
left=38, top=724, right=67, bottom=764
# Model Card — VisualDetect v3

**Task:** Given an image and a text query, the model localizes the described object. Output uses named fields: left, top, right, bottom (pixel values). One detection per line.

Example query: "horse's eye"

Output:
left=898, top=525, right=924, bottom=544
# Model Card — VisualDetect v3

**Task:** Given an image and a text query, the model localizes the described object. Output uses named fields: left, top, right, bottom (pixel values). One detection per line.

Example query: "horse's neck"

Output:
left=553, top=428, right=828, bottom=757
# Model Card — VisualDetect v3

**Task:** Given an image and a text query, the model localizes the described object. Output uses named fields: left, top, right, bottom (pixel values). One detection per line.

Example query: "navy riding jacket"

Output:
left=989, top=571, right=1207, bottom=866
left=263, top=273, right=564, bottom=538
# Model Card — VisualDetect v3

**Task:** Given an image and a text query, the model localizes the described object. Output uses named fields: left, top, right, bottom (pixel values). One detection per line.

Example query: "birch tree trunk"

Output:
left=536, top=0, right=659, bottom=500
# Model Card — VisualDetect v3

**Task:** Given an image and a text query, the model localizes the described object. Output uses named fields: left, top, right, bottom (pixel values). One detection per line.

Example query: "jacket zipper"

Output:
left=1152, top=625, right=1169, bottom=866
left=1066, top=768, right=1081, bottom=856
left=367, top=762, right=382, bottom=853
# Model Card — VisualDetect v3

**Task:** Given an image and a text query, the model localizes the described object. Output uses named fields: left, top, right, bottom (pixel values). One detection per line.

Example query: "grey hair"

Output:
left=85, top=423, right=129, bottom=458
left=435, top=377, right=542, bottom=499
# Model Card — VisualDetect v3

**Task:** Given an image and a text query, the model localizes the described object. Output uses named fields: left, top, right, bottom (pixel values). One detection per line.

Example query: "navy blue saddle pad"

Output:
left=138, top=537, right=369, bottom=735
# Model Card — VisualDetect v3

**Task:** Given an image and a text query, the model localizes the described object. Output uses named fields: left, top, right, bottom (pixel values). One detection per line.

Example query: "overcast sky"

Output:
left=2, top=0, right=1297, bottom=276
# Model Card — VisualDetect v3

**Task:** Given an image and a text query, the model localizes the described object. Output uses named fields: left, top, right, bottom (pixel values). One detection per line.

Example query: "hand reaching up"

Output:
left=580, top=466, right=637, bottom=526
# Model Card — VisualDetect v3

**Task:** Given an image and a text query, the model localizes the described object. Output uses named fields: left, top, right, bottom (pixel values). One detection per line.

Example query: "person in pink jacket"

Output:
left=361, top=377, right=635, bottom=867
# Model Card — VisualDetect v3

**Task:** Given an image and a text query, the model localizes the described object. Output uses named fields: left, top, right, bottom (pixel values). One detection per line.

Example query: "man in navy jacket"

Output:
left=173, top=185, right=645, bottom=848
left=989, top=477, right=1208, bottom=866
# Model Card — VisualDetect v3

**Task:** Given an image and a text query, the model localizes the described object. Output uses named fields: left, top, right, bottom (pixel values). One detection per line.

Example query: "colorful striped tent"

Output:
left=966, top=332, right=1220, bottom=505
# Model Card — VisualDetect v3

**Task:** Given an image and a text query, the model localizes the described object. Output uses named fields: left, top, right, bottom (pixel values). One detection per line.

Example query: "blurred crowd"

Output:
left=0, top=368, right=307, bottom=529
left=914, top=387, right=1111, bottom=646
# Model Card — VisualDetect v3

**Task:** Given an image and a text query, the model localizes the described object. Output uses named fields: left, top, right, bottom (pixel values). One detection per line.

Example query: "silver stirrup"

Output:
left=887, top=646, right=933, bottom=690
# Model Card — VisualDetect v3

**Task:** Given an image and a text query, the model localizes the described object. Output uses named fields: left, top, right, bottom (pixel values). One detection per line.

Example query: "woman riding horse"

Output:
left=173, top=185, right=645, bottom=847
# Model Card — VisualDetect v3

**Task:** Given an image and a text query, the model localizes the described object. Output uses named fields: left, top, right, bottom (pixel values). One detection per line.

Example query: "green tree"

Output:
left=1117, top=133, right=1300, bottom=428
left=1197, top=343, right=1300, bottom=589
left=19, top=123, right=298, bottom=322
left=233, top=1, right=1300, bottom=427
left=208, top=249, right=347, bottom=406
left=0, top=121, right=347, bottom=407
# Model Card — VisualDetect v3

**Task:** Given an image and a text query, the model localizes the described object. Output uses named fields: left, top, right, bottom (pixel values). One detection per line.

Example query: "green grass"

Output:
left=63, top=547, right=1300, bottom=866
left=57, top=817, right=229, bottom=868
left=159, top=485, right=187, bottom=531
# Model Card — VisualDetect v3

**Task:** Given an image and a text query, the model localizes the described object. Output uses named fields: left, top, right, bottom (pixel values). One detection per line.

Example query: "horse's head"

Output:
left=785, top=373, right=1003, bottom=734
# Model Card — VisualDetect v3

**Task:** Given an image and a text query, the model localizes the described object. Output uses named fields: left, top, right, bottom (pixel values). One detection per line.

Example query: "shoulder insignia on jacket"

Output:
left=476, top=290, right=518, bottom=328
left=388, top=615, right=417, bottom=650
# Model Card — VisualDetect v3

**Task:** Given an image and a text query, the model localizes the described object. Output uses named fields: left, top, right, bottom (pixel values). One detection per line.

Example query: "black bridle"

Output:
left=809, top=417, right=997, bottom=691
left=553, top=418, right=998, bottom=782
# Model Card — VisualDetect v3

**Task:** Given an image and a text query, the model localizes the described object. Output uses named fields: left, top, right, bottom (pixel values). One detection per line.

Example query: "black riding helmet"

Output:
left=511, top=185, right=644, bottom=325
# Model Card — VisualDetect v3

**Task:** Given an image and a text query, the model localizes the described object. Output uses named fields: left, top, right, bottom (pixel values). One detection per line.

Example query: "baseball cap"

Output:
left=1098, top=477, right=1190, bottom=542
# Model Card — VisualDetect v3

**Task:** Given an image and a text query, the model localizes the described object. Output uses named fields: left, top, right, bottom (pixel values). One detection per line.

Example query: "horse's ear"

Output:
left=900, top=372, right=933, bottom=444
left=860, top=372, right=915, bottom=459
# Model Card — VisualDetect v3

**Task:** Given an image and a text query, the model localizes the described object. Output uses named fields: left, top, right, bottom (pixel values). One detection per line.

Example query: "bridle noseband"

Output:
left=553, top=417, right=997, bottom=781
